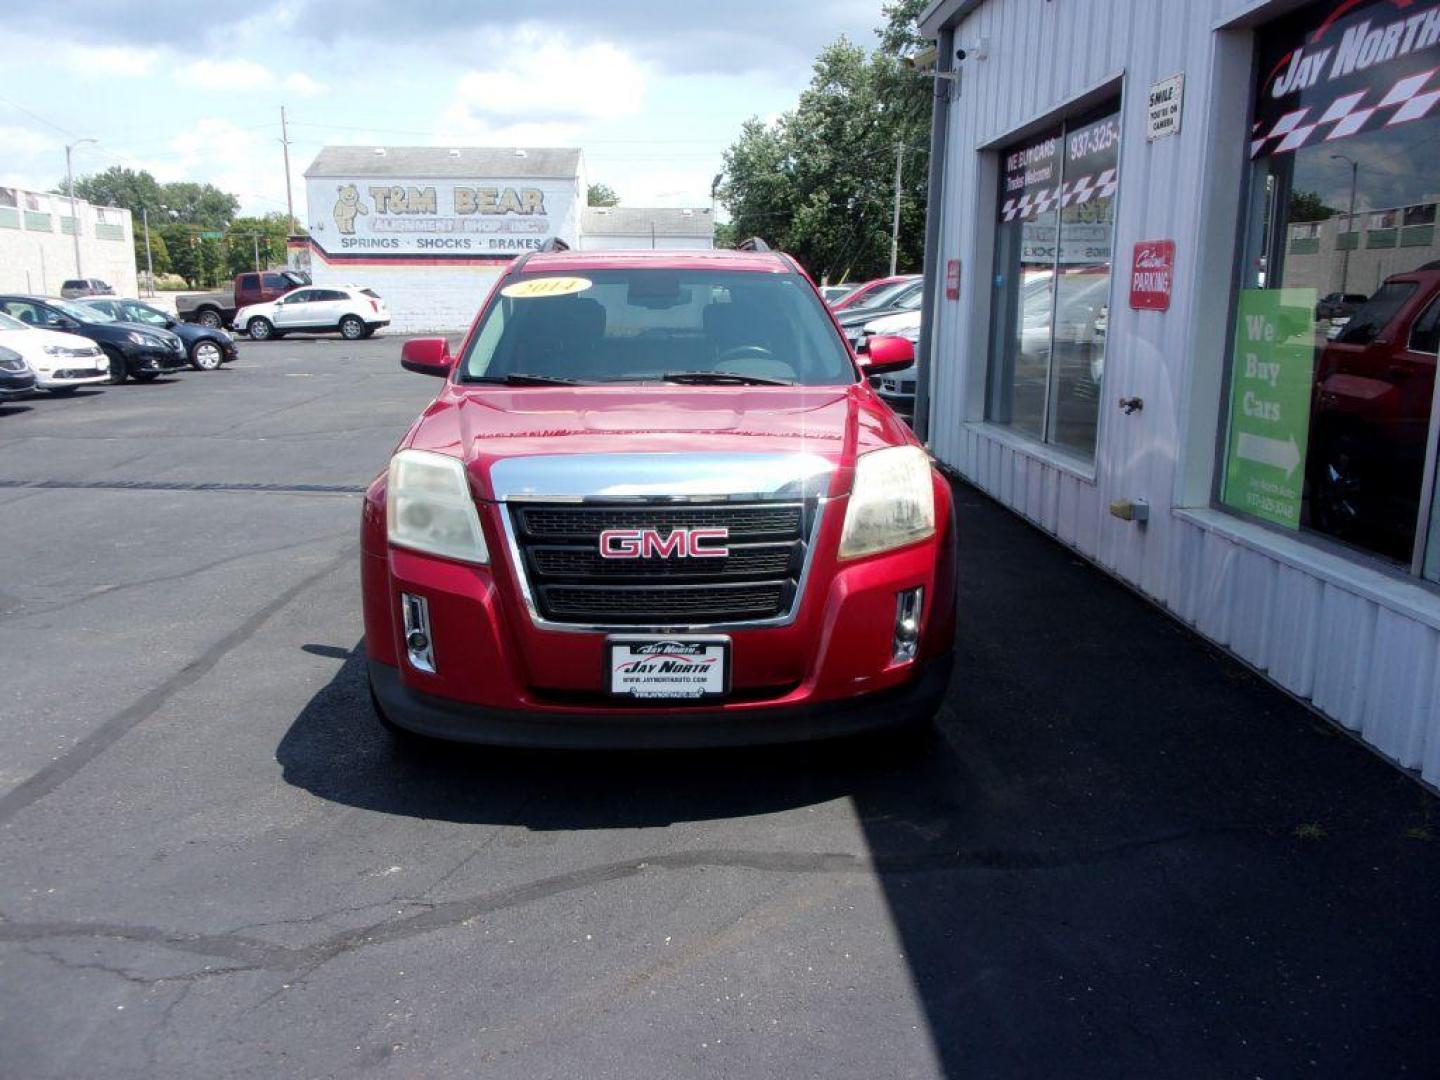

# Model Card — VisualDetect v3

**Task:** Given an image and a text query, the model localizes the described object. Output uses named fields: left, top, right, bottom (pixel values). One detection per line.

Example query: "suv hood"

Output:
left=406, top=383, right=913, bottom=500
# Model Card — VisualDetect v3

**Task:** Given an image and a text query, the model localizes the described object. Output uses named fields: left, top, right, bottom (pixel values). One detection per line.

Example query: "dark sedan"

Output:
left=79, top=297, right=237, bottom=371
left=0, top=346, right=38, bottom=400
left=0, top=295, right=187, bottom=384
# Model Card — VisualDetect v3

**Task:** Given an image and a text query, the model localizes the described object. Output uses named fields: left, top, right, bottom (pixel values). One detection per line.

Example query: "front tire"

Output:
left=339, top=315, right=365, bottom=340
left=190, top=340, right=224, bottom=370
left=102, top=346, right=128, bottom=384
left=247, top=317, right=274, bottom=341
left=196, top=309, right=223, bottom=330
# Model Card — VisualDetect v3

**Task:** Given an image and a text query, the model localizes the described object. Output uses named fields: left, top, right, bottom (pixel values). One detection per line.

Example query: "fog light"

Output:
left=892, top=587, right=923, bottom=663
left=401, top=593, right=435, bottom=673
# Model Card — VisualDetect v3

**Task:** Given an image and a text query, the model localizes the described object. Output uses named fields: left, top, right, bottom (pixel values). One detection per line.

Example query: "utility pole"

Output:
left=65, top=138, right=96, bottom=277
left=253, top=232, right=261, bottom=271
left=142, top=207, right=154, bottom=296
left=889, top=142, right=904, bottom=277
left=280, top=105, right=296, bottom=238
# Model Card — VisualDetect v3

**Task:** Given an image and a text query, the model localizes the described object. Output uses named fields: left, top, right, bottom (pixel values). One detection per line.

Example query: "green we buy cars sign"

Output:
left=1221, top=288, right=1318, bottom=528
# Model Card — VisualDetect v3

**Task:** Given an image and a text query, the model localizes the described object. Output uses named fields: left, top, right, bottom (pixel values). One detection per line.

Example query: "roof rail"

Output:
left=736, top=236, right=771, bottom=252
left=538, top=237, right=570, bottom=253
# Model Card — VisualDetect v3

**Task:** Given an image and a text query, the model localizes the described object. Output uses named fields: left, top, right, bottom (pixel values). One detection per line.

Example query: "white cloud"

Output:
left=61, top=42, right=161, bottom=78
left=175, top=58, right=273, bottom=91
left=284, top=72, right=328, bottom=97
left=159, top=118, right=297, bottom=217
left=448, top=32, right=647, bottom=123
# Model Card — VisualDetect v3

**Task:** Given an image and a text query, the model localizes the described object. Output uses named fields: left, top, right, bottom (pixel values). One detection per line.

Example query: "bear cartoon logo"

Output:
left=333, top=184, right=368, bottom=235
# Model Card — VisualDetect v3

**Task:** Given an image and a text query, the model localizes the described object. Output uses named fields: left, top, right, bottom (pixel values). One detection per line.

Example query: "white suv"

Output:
left=236, top=285, right=390, bottom=341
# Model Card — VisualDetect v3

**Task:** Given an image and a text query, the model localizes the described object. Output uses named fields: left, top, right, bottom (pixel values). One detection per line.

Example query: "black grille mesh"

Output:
left=512, top=500, right=808, bottom=625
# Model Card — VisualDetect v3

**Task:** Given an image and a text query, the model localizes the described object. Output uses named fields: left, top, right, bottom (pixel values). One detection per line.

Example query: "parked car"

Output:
left=852, top=310, right=922, bottom=423
left=835, top=280, right=924, bottom=348
left=1315, top=291, right=1369, bottom=321
left=830, top=274, right=921, bottom=312
left=363, top=246, right=953, bottom=747
left=59, top=278, right=114, bottom=299
left=1306, top=264, right=1440, bottom=560
left=0, top=346, right=38, bottom=401
left=820, top=284, right=858, bottom=305
left=78, top=297, right=237, bottom=371
left=175, top=269, right=310, bottom=329
left=0, top=295, right=187, bottom=384
left=0, top=311, right=109, bottom=394
left=236, top=285, right=390, bottom=341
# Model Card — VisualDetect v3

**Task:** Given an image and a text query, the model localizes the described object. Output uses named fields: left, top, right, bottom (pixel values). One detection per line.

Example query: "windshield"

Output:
left=459, top=269, right=855, bottom=386
left=50, top=299, right=112, bottom=323
left=1334, top=282, right=1416, bottom=345
left=853, top=279, right=918, bottom=310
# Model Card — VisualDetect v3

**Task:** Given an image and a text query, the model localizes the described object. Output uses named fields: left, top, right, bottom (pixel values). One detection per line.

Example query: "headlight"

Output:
left=386, top=449, right=489, bottom=564
left=42, top=345, right=66, bottom=356
left=838, top=445, right=935, bottom=559
left=127, top=331, right=162, bottom=347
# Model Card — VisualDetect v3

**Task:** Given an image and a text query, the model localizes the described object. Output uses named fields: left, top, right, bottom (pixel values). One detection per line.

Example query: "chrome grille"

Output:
left=509, top=500, right=815, bottom=626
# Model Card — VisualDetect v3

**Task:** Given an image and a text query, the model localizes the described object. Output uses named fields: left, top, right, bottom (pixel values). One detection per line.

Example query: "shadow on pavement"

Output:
left=277, top=479, right=1440, bottom=1075
left=276, top=641, right=942, bottom=830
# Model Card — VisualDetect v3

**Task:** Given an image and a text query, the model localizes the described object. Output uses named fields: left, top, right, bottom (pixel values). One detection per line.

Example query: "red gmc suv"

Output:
left=361, top=244, right=955, bottom=747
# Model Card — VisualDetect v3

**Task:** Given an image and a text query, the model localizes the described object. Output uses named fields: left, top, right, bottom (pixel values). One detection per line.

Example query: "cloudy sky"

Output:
left=1, top=1, right=890, bottom=219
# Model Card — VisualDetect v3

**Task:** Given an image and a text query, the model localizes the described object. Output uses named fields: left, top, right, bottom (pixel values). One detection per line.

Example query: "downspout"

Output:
left=912, top=26, right=955, bottom=444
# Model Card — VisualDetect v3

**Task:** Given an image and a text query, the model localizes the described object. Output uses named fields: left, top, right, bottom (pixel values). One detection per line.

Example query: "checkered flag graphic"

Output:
left=1250, top=67, right=1440, bottom=158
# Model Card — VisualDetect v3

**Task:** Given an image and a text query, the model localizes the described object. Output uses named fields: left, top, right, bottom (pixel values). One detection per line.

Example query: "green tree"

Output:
left=159, top=223, right=201, bottom=286
left=718, top=0, right=931, bottom=281
left=160, top=181, right=240, bottom=229
left=135, top=226, right=171, bottom=276
left=1289, top=189, right=1338, bottom=223
left=196, top=236, right=226, bottom=287
left=224, top=213, right=290, bottom=276
left=63, top=166, right=164, bottom=213
left=587, top=183, right=620, bottom=207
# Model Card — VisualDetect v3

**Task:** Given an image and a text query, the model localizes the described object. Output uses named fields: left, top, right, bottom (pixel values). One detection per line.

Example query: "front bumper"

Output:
left=369, top=651, right=952, bottom=748
left=122, top=343, right=188, bottom=373
left=36, top=364, right=108, bottom=388
left=0, top=372, right=37, bottom=399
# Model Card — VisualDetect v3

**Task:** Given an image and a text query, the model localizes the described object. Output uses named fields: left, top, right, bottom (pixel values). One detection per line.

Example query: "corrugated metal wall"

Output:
left=927, top=0, right=1440, bottom=787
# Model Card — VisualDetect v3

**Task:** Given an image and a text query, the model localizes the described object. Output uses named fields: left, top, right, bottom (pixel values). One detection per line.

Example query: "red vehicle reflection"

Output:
left=1307, top=263, right=1440, bottom=560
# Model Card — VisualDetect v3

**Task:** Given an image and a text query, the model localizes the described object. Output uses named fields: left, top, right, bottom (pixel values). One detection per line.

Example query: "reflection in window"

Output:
left=985, top=103, right=1120, bottom=459
left=1221, top=0, right=1440, bottom=569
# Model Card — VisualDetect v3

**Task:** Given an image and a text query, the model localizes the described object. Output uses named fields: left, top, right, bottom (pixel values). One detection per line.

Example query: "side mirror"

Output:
left=401, top=337, right=455, bottom=378
left=859, top=334, right=915, bottom=375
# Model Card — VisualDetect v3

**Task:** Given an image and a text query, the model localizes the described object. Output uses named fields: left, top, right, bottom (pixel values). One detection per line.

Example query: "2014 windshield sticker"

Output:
left=500, top=276, right=592, bottom=299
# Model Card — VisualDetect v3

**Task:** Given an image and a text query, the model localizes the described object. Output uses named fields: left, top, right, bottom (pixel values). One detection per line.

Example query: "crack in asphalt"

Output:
left=0, top=479, right=365, bottom=495
left=0, top=530, right=355, bottom=622
left=0, top=546, right=357, bottom=825
left=0, top=827, right=1257, bottom=977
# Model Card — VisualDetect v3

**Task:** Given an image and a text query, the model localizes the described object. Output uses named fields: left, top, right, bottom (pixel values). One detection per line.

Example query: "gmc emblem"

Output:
left=599, top=527, right=729, bottom=559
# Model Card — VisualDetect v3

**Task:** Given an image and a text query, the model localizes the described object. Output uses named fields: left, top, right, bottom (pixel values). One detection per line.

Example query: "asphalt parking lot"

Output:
left=1, top=335, right=1438, bottom=1079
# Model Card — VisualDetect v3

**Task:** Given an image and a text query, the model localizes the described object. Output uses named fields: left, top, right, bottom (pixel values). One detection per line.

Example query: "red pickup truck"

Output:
left=1308, top=263, right=1440, bottom=559
left=175, top=269, right=310, bottom=329
left=361, top=245, right=955, bottom=747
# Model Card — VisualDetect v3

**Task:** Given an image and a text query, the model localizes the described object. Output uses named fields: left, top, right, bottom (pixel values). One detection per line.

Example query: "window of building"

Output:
left=1220, top=0, right=1440, bottom=574
left=985, top=100, right=1121, bottom=459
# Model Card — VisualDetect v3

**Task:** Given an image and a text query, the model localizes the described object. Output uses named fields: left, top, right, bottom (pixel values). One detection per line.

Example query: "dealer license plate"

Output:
left=606, top=637, right=730, bottom=699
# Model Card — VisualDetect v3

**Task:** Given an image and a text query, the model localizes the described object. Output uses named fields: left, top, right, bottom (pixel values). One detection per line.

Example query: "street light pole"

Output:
left=64, top=138, right=97, bottom=277
left=142, top=207, right=154, bottom=296
left=1331, top=153, right=1358, bottom=293
left=889, top=142, right=904, bottom=276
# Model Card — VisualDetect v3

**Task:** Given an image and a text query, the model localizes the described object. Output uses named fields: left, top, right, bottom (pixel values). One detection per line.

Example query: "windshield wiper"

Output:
left=659, top=371, right=794, bottom=386
left=468, top=373, right=586, bottom=386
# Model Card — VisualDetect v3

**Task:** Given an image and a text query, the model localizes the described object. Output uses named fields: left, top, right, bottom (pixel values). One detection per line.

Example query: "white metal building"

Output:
left=915, top=0, right=1440, bottom=786
left=0, top=186, right=136, bottom=296
left=302, top=146, right=586, bottom=333
left=578, top=207, right=715, bottom=250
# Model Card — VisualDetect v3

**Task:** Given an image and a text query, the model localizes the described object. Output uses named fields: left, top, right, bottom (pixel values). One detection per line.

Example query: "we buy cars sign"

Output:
left=1129, top=240, right=1175, bottom=311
